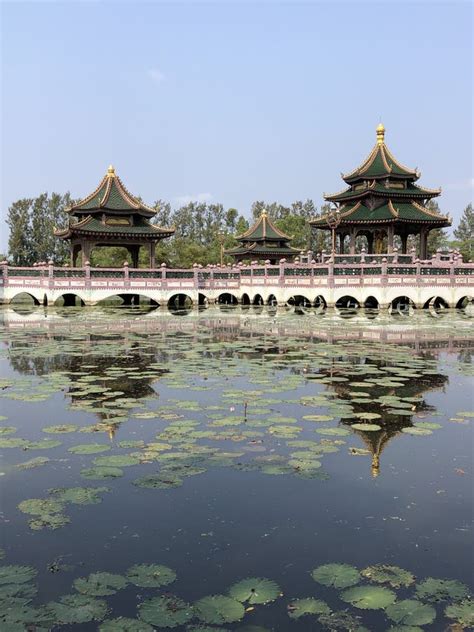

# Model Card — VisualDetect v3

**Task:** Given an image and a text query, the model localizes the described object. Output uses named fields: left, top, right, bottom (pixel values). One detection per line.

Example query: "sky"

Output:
left=1, top=0, right=472, bottom=251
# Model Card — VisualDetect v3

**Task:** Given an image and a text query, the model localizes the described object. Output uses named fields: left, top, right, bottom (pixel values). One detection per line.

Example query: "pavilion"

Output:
left=225, top=210, right=299, bottom=264
left=310, top=124, right=451, bottom=258
left=55, top=166, right=174, bottom=267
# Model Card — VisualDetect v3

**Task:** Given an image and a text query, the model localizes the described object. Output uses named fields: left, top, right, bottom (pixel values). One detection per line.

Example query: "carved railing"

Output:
left=0, top=256, right=473, bottom=293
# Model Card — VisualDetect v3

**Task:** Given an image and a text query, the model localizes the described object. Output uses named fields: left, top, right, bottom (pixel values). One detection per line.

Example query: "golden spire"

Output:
left=376, top=123, right=385, bottom=145
left=261, top=208, right=268, bottom=218
left=107, top=164, right=116, bottom=177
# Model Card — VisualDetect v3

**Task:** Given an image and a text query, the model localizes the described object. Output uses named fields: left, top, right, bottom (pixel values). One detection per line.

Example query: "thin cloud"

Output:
left=147, top=68, right=165, bottom=83
left=444, top=178, right=474, bottom=192
left=174, top=193, right=213, bottom=206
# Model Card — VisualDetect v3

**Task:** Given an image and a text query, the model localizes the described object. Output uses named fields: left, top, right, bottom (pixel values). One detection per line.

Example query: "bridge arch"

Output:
left=364, top=295, right=379, bottom=309
left=167, top=293, right=193, bottom=309
left=267, top=294, right=277, bottom=306
left=456, top=295, right=472, bottom=309
left=335, top=295, right=360, bottom=309
left=217, top=292, right=238, bottom=306
left=198, top=293, right=208, bottom=307
left=423, top=296, right=450, bottom=310
left=241, top=293, right=251, bottom=306
left=390, top=295, right=416, bottom=313
left=314, top=295, right=327, bottom=309
left=252, top=293, right=264, bottom=306
left=55, top=293, right=87, bottom=307
left=10, top=291, right=41, bottom=306
left=287, top=295, right=312, bottom=307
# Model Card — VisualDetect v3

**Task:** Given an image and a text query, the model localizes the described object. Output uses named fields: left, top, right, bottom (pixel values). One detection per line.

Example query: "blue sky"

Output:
left=1, top=1, right=472, bottom=250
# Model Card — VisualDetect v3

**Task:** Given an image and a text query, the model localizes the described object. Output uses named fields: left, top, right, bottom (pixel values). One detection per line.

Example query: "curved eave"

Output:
left=237, top=214, right=292, bottom=241
left=342, top=143, right=418, bottom=184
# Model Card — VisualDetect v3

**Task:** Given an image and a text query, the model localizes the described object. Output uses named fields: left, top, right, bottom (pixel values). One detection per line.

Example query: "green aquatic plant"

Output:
left=444, top=599, right=474, bottom=627
left=385, top=599, right=436, bottom=626
left=16, top=456, right=50, bottom=470
left=0, top=437, right=28, bottom=448
left=46, top=593, right=108, bottom=624
left=99, top=617, right=154, bottom=631
left=68, top=443, right=112, bottom=454
left=138, top=594, right=194, bottom=627
left=0, top=426, right=16, bottom=435
left=350, top=424, right=381, bottom=432
left=340, top=585, right=396, bottom=609
left=360, top=564, right=415, bottom=588
left=132, top=474, right=183, bottom=489
left=195, top=595, right=245, bottom=624
left=0, top=565, right=37, bottom=585
left=287, top=597, right=331, bottom=619
left=81, top=466, right=124, bottom=479
left=415, top=577, right=469, bottom=602
left=74, top=572, right=128, bottom=596
left=50, top=486, right=109, bottom=505
left=18, top=498, right=65, bottom=515
left=25, top=439, right=62, bottom=450
left=317, top=610, right=369, bottom=631
left=401, top=427, right=432, bottom=436
left=311, top=563, right=360, bottom=588
left=316, top=428, right=350, bottom=437
left=29, top=512, right=71, bottom=530
left=228, top=577, right=280, bottom=605
left=93, top=455, right=140, bottom=467
left=126, top=563, right=176, bottom=588
left=43, top=424, right=78, bottom=434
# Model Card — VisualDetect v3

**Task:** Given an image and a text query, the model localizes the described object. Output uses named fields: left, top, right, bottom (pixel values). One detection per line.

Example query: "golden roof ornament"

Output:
left=376, top=123, right=385, bottom=145
left=107, top=164, right=115, bottom=177
left=261, top=209, right=268, bottom=218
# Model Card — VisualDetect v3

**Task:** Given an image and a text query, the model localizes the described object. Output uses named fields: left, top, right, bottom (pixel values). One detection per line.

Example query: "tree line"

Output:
left=4, top=193, right=473, bottom=266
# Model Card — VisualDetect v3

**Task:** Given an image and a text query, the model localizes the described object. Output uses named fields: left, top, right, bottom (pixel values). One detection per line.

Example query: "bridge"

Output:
left=1, top=251, right=473, bottom=310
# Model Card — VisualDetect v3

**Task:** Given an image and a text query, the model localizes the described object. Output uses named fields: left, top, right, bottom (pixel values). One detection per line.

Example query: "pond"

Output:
left=0, top=306, right=473, bottom=631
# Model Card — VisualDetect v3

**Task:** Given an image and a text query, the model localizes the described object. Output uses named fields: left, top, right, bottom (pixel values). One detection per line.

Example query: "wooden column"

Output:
left=420, top=229, right=428, bottom=260
left=149, top=242, right=156, bottom=269
left=387, top=225, right=394, bottom=254
left=349, top=228, right=356, bottom=255
left=367, top=232, right=374, bottom=254
left=401, top=233, right=408, bottom=254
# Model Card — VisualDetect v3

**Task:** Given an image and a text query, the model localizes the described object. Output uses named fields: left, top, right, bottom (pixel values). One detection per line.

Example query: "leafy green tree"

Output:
left=453, top=203, right=474, bottom=261
left=7, top=198, right=34, bottom=265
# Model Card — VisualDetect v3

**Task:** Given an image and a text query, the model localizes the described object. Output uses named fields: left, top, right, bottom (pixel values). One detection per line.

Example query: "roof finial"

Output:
left=376, top=123, right=385, bottom=145
left=107, top=164, right=115, bottom=177
left=261, top=208, right=268, bottom=218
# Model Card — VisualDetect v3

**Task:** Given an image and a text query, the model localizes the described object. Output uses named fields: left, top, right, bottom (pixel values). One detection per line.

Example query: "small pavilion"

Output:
left=225, top=210, right=299, bottom=264
left=55, top=166, right=174, bottom=267
left=310, top=124, right=451, bottom=258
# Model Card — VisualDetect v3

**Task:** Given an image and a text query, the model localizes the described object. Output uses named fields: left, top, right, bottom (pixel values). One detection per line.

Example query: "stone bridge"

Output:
left=1, top=253, right=473, bottom=310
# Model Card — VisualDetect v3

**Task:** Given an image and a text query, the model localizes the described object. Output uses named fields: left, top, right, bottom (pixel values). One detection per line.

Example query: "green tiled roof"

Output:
left=55, top=215, right=174, bottom=239
left=225, top=242, right=299, bottom=257
left=326, top=182, right=441, bottom=202
left=311, top=200, right=450, bottom=226
left=67, top=167, right=156, bottom=218
left=237, top=212, right=291, bottom=242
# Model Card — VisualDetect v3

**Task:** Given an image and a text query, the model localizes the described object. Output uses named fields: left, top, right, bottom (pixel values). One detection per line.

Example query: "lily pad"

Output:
left=316, top=428, right=350, bottom=437
left=74, top=572, right=128, bottom=596
left=43, top=424, right=78, bottom=434
left=81, top=466, right=124, bottom=480
left=401, top=427, right=432, bottom=436
left=228, top=577, right=280, bottom=604
left=0, top=565, right=37, bottom=585
left=16, top=456, right=50, bottom=470
left=444, top=599, right=474, bottom=627
left=100, top=617, right=154, bottom=631
left=25, top=439, right=62, bottom=450
left=138, top=594, right=194, bottom=627
left=351, top=424, right=381, bottom=432
left=287, top=597, right=331, bottom=619
left=126, top=563, right=176, bottom=588
left=18, top=498, right=65, bottom=515
left=195, top=595, right=245, bottom=624
left=93, top=455, right=140, bottom=467
left=133, top=474, right=183, bottom=489
left=340, top=585, right=396, bottom=609
left=69, top=444, right=112, bottom=454
left=46, top=593, right=108, bottom=624
left=311, top=563, right=360, bottom=588
left=360, top=564, right=415, bottom=588
left=50, top=486, right=109, bottom=505
left=415, top=577, right=469, bottom=602
left=318, top=610, right=369, bottom=631
left=385, top=599, right=436, bottom=626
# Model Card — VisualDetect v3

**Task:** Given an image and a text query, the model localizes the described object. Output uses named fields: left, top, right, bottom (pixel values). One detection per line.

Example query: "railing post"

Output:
left=48, top=259, right=54, bottom=290
left=279, top=258, right=286, bottom=288
left=84, top=260, right=91, bottom=290
left=123, top=261, right=130, bottom=289
left=381, top=257, right=388, bottom=287
left=360, top=247, right=366, bottom=264
left=415, top=257, right=421, bottom=279
left=392, top=247, right=398, bottom=264
left=160, top=263, right=166, bottom=287
left=193, top=263, right=199, bottom=290
left=328, top=257, right=334, bottom=288
left=1, top=260, right=8, bottom=286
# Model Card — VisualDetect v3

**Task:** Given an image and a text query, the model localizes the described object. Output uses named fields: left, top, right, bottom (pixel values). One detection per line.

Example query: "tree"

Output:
left=7, top=198, right=34, bottom=265
left=453, top=203, right=474, bottom=261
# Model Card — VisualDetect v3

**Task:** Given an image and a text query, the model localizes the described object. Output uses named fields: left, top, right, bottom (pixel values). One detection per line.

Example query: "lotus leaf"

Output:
left=317, top=610, right=369, bottom=631
left=316, top=428, right=350, bottom=437
left=0, top=582, right=37, bottom=599
left=415, top=577, right=469, bottom=602
left=302, top=415, right=334, bottom=422
left=360, top=564, right=415, bottom=588
left=69, top=444, right=111, bottom=454
left=228, top=577, right=280, bottom=604
left=43, top=424, right=78, bottom=433
left=25, top=439, right=62, bottom=450
left=29, top=512, right=71, bottom=530
left=81, top=466, right=124, bottom=479
left=195, top=595, right=245, bottom=624
left=0, top=426, right=16, bottom=435
left=16, top=456, right=50, bottom=470
left=311, top=563, right=360, bottom=588
left=50, top=486, right=109, bottom=505
left=126, top=563, right=176, bottom=588
left=18, top=498, right=65, bottom=515
left=0, top=565, right=37, bottom=585
left=138, top=594, right=193, bottom=627
left=133, top=475, right=183, bottom=489
left=74, top=572, right=128, bottom=596
left=46, top=594, right=108, bottom=624
left=444, top=599, right=474, bottom=626
left=340, top=585, right=396, bottom=609
left=93, top=455, right=140, bottom=467
left=0, top=438, right=28, bottom=448
left=0, top=601, right=51, bottom=628
left=100, top=617, right=154, bottom=631
left=287, top=597, right=331, bottom=619
left=187, top=626, right=230, bottom=632
left=386, top=627, right=423, bottom=632
left=385, top=599, right=436, bottom=626
left=350, top=424, right=381, bottom=432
